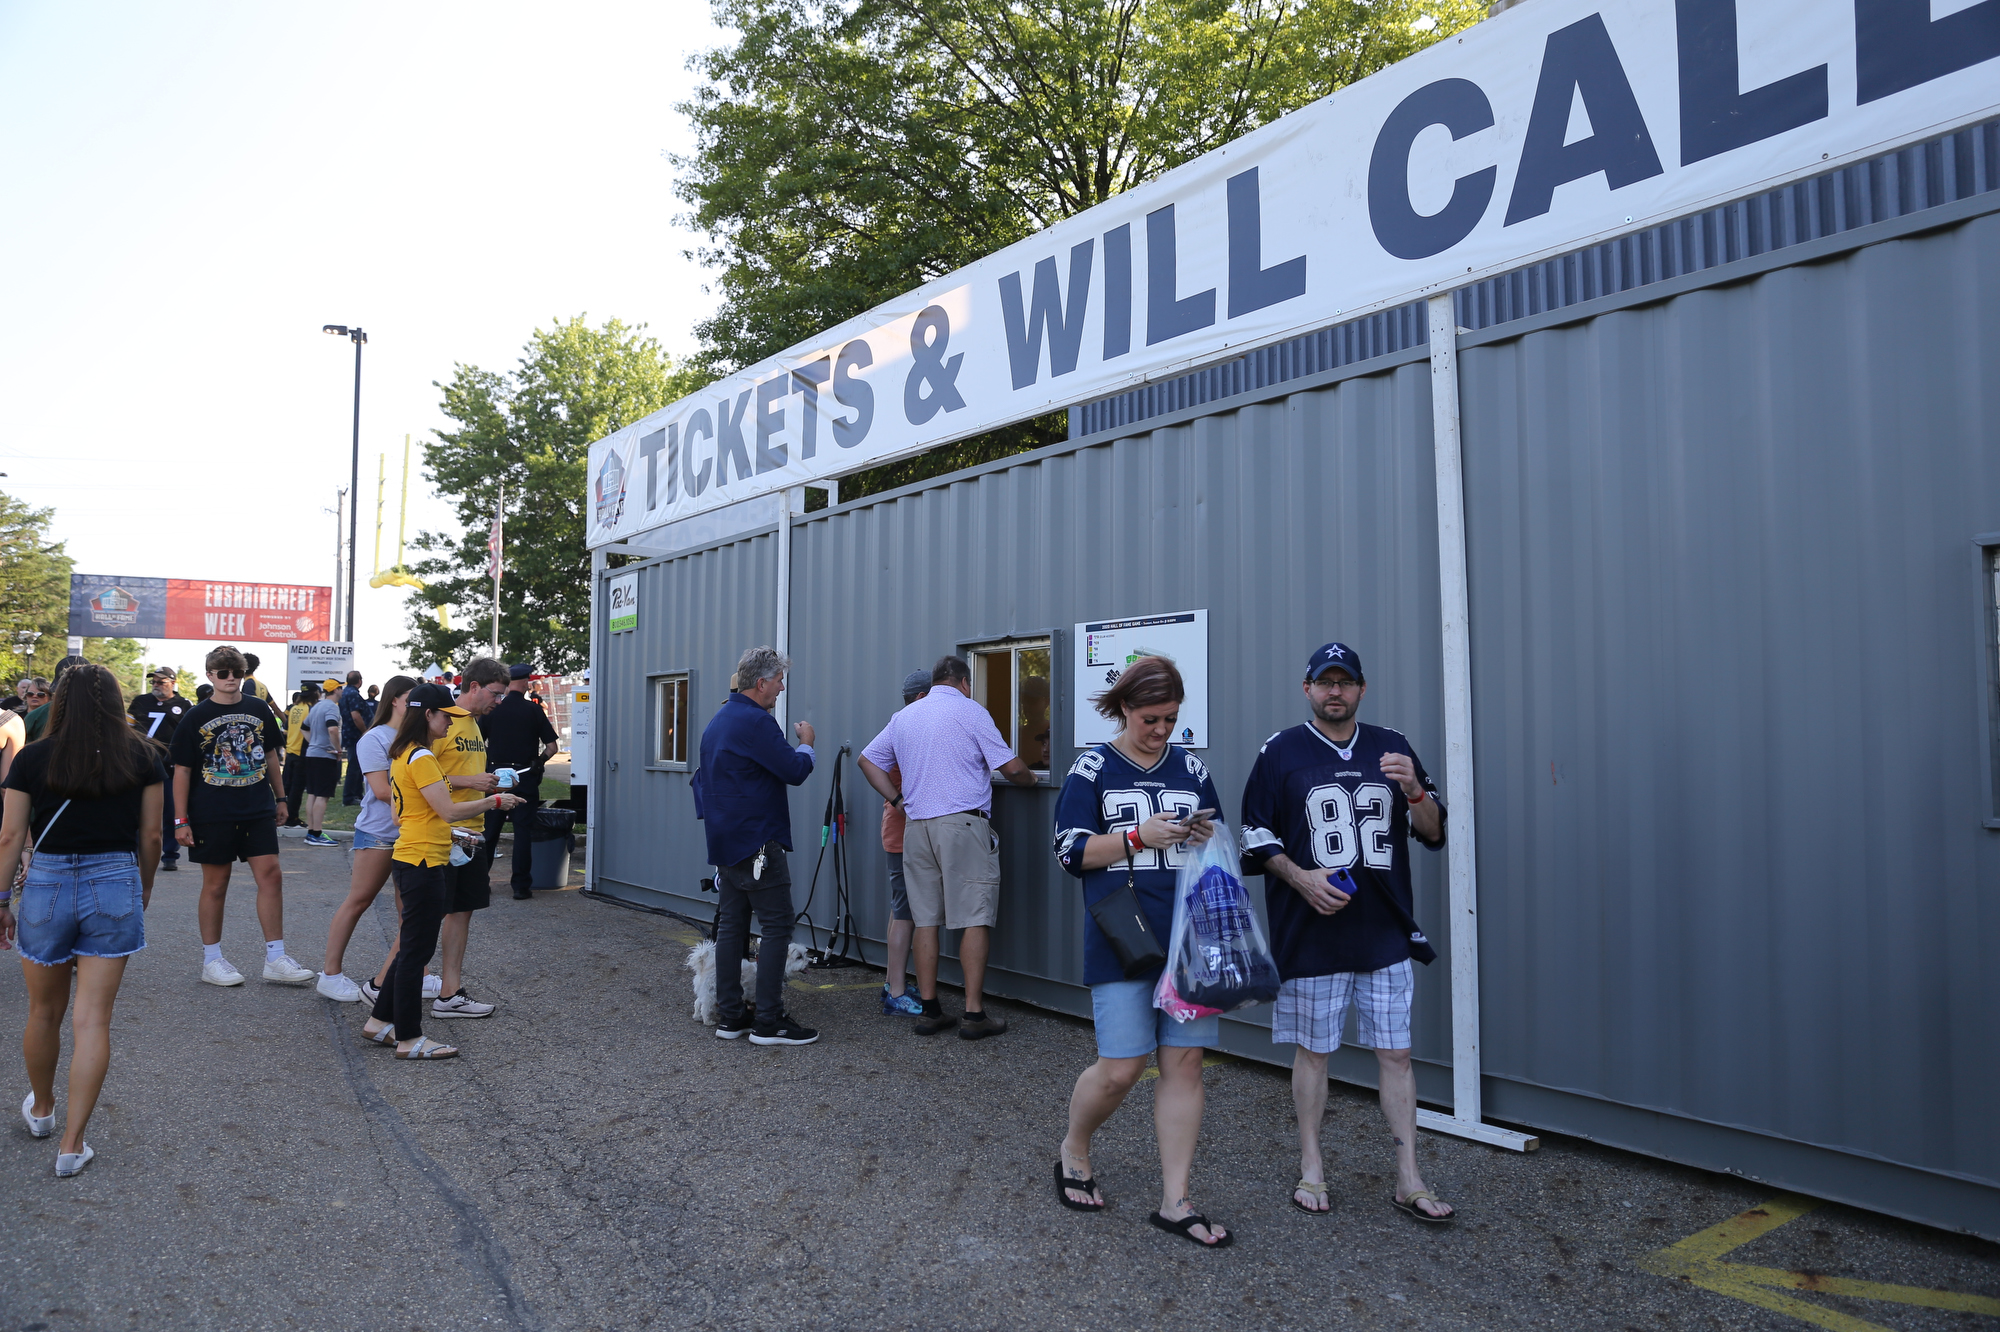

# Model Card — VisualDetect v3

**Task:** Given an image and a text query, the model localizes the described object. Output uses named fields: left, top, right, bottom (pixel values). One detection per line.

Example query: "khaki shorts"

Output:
left=902, top=812, right=1000, bottom=929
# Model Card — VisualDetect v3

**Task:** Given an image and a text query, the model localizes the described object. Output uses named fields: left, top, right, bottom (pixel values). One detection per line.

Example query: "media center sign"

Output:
left=585, top=0, right=1999, bottom=544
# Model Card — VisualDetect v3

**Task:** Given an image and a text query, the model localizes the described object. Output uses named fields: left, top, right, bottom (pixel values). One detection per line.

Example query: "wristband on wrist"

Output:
left=1408, top=787, right=1427, bottom=805
left=1126, top=827, right=1146, bottom=854
left=173, top=818, right=188, bottom=827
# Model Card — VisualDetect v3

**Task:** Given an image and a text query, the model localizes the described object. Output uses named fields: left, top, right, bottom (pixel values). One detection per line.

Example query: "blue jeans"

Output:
left=16, top=852, right=146, bottom=967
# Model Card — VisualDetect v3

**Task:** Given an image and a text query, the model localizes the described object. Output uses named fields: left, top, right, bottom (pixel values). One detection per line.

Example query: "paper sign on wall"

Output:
left=1073, top=611, right=1209, bottom=749
left=607, top=572, right=639, bottom=633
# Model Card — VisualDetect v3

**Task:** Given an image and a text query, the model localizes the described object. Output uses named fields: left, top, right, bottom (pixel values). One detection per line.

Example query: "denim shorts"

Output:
left=1091, top=977, right=1220, bottom=1060
left=352, top=826, right=396, bottom=851
left=15, top=852, right=147, bottom=967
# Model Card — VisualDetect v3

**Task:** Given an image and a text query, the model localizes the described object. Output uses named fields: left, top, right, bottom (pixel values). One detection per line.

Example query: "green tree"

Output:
left=398, top=317, right=705, bottom=674
left=676, top=0, right=1481, bottom=494
left=0, top=490, right=72, bottom=683
left=0, top=491, right=147, bottom=696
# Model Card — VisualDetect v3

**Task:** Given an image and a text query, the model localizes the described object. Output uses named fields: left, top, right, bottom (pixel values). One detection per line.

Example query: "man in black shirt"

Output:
left=130, top=667, right=193, bottom=872
left=168, top=644, right=314, bottom=989
left=480, top=663, right=559, bottom=899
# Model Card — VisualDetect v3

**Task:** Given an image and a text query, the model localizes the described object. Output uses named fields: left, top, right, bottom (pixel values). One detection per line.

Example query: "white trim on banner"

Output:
left=585, top=0, right=1999, bottom=544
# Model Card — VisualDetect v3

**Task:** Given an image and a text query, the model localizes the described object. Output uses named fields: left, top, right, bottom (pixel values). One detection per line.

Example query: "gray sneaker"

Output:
left=431, top=989, right=495, bottom=1019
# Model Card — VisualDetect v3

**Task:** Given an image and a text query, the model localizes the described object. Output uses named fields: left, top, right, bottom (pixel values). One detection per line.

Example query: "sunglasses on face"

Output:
left=211, top=669, right=242, bottom=680
left=23, top=691, right=47, bottom=700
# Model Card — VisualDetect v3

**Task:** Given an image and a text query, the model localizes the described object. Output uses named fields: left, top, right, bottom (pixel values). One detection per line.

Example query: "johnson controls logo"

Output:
left=87, top=585, right=142, bottom=631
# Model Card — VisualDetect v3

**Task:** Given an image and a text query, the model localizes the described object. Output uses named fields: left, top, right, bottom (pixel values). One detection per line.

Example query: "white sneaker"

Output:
left=55, top=1142, right=93, bottom=1177
left=21, top=1091, right=54, bottom=1138
left=201, top=958, right=245, bottom=987
left=263, top=955, right=314, bottom=985
left=431, top=990, right=495, bottom=1019
left=422, top=973, right=443, bottom=998
left=317, top=972, right=364, bottom=1002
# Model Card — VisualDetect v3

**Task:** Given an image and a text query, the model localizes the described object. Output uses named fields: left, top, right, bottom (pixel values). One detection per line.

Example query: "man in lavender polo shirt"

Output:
left=860, top=654, right=1037, bottom=1039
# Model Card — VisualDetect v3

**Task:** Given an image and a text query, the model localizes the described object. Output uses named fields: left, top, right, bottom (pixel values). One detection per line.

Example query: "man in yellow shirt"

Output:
left=282, top=686, right=314, bottom=829
left=433, top=657, right=509, bottom=1018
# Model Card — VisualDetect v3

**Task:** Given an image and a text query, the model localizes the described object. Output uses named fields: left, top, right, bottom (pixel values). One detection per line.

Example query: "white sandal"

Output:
left=394, top=1036, right=458, bottom=1060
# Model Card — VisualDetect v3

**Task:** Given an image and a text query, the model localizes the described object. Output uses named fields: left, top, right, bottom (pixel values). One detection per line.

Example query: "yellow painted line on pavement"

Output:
left=1640, top=1194, right=2000, bottom=1330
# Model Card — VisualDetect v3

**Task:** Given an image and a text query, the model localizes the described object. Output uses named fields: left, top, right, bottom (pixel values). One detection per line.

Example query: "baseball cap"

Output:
left=404, top=682, right=469, bottom=716
left=322, top=677, right=343, bottom=692
left=508, top=663, right=534, bottom=681
left=1304, top=642, right=1365, bottom=684
left=901, top=669, right=931, bottom=701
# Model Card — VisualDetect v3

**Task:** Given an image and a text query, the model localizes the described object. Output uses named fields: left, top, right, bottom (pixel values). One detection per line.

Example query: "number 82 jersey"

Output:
left=1239, top=722, right=1446, bottom=979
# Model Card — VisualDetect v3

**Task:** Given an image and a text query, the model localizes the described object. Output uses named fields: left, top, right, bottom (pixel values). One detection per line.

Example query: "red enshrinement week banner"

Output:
left=167, top=580, right=330, bottom=641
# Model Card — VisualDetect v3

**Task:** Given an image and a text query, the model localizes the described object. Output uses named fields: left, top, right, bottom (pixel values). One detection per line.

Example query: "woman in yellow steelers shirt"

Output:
left=358, top=684, right=522, bottom=1059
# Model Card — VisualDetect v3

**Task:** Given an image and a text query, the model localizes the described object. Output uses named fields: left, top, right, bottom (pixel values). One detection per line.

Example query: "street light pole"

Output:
left=323, top=324, right=368, bottom=642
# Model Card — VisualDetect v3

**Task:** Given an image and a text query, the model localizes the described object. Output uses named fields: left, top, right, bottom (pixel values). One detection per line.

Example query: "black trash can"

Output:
left=529, top=807, right=577, bottom=890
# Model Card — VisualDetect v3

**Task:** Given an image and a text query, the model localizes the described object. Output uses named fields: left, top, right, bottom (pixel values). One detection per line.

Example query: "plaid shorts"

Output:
left=1271, top=961, right=1415, bottom=1053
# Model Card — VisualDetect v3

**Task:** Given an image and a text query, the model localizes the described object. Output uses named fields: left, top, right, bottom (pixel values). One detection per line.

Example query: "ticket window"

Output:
left=971, top=641, right=1052, bottom=773
left=653, top=674, right=689, bottom=767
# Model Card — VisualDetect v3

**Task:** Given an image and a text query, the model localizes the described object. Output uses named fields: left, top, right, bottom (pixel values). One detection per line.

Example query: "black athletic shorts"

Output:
left=188, top=818, right=281, bottom=865
left=300, top=756, right=340, bottom=799
left=442, top=838, right=492, bottom=914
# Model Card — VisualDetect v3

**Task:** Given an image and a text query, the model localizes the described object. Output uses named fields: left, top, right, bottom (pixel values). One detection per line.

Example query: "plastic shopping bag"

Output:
left=1153, top=821, right=1282, bottom=1021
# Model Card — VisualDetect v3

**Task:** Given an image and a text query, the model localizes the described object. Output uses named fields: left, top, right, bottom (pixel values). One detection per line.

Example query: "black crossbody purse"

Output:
left=1087, top=847, right=1168, bottom=979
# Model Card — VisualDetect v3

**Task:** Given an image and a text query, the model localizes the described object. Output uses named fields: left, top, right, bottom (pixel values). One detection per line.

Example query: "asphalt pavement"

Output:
left=2, top=839, right=1995, bottom=1332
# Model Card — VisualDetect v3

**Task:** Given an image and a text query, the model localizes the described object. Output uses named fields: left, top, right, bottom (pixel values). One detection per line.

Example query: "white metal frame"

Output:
left=1419, top=294, right=1538, bottom=1153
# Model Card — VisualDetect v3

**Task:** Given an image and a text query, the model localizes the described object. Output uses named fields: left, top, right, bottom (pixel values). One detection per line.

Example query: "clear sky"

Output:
left=0, top=0, right=720, bottom=685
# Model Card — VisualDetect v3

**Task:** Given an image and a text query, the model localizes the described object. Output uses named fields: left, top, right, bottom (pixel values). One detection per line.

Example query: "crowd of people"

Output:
left=0, top=647, right=562, bottom=1171
left=2, top=636, right=1452, bottom=1241
left=696, top=639, right=1456, bottom=1247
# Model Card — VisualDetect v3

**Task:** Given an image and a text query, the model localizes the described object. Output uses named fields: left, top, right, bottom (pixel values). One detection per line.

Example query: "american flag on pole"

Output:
left=486, top=509, right=503, bottom=579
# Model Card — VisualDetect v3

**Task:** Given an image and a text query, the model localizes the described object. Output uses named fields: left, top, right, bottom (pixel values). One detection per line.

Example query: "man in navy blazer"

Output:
left=696, top=645, right=818, bottom=1045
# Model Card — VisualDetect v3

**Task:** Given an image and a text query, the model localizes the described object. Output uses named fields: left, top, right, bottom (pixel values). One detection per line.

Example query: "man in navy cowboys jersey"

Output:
left=1240, top=642, right=1455, bottom=1224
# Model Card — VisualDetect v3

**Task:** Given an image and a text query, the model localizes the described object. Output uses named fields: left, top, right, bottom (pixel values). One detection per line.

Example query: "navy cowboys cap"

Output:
left=1304, top=642, right=1365, bottom=684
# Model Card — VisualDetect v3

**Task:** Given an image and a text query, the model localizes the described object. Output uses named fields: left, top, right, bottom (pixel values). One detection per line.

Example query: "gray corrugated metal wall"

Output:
left=594, top=534, right=775, bottom=902
left=1459, top=208, right=2000, bottom=1228
left=594, top=203, right=2000, bottom=1236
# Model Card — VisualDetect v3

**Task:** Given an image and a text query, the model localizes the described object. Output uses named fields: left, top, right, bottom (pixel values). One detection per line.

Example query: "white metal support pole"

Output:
left=773, top=488, right=796, bottom=733
left=585, top=545, right=605, bottom=890
left=1419, top=293, right=1537, bottom=1153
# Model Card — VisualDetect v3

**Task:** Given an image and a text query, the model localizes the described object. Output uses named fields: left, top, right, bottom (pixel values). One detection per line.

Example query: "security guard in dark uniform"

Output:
left=480, top=663, right=560, bottom=898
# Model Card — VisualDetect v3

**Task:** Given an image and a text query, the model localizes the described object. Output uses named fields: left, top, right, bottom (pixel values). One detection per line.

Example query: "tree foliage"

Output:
left=398, top=318, right=705, bottom=675
left=0, top=491, right=72, bottom=684
left=677, top=0, right=1482, bottom=390
left=0, top=491, right=145, bottom=695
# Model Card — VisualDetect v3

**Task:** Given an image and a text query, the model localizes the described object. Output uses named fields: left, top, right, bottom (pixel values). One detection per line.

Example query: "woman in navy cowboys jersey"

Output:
left=1051, top=657, right=1232, bottom=1248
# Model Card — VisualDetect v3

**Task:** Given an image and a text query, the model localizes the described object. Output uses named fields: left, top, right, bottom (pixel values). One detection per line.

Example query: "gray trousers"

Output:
left=713, top=843, right=795, bottom=1023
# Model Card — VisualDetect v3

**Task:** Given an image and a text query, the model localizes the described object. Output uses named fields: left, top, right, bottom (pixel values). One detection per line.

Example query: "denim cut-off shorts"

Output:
left=14, top=851, right=147, bottom=967
left=352, top=826, right=396, bottom=851
left=1090, top=978, right=1220, bottom=1060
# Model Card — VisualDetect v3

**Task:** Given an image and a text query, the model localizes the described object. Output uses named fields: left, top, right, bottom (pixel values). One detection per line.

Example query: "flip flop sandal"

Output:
left=1392, top=1190, right=1455, bottom=1225
left=1054, top=1160, right=1104, bottom=1212
left=1291, top=1179, right=1331, bottom=1215
left=1148, top=1210, right=1233, bottom=1248
left=394, top=1036, right=459, bottom=1060
left=361, top=1025, right=397, bottom=1045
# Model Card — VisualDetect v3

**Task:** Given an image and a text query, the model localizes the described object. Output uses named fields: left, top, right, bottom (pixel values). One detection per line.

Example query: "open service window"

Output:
left=650, top=672, right=690, bottom=769
left=969, top=638, right=1053, bottom=774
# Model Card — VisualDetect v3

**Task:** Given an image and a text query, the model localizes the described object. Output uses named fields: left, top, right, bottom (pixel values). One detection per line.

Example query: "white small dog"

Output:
left=686, top=938, right=812, bottom=1024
